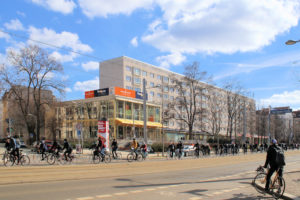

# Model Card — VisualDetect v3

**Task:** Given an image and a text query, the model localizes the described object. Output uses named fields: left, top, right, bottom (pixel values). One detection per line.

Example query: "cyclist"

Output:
left=39, top=138, right=48, bottom=160
left=11, top=136, right=20, bottom=164
left=111, top=138, right=118, bottom=159
left=5, top=137, right=12, bottom=151
left=140, top=142, right=147, bottom=158
left=131, top=138, right=138, bottom=159
left=263, top=139, right=285, bottom=192
left=168, top=142, right=175, bottom=158
left=50, top=139, right=61, bottom=156
left=62, top=139, right=73, bottom=161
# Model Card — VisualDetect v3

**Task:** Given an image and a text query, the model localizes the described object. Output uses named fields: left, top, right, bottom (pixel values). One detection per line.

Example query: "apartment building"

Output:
left=100, top=56, right=256, bottom=142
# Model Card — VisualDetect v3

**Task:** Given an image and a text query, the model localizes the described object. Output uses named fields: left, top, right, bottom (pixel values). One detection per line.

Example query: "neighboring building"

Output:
left=1, top=86, right=56, bottom=143
left=270, top=107, right=293, bottom=143
left=100, top=56, right=256, bottom=142
left=293, top=110, right=300, bottom=143
left=0, top=100, right=4, bottom=139
left=56, top=91, right=163, bottom=144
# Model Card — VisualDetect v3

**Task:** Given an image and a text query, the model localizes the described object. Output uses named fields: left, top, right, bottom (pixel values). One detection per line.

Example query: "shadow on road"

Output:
left=224, top=193, right=274, bottom=200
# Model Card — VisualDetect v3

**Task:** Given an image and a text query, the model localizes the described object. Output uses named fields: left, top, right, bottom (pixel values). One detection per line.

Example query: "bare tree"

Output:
left=0, top=45, right=65, bottom=141
left=206, top=88, right=225, bottom=145
left=168, top=62, right=212, bottom=140
left=223, top=80, right=246, bottom=141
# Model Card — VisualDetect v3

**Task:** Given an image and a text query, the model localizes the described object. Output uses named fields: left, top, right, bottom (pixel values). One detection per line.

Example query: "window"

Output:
left=163, top=86, right=169, bottom=92
left=157, top=93, right=162, bottom=98
left=157, top=75, right=162, bottom=80
left=126, top=76, right=131, bottom=82
left=150, top=82, right=154, bottom=87
left=126, top=86, right=132, bottom=90
left=142, top=71, right=147, bottom=76
left=134, top=68, right=141, bottom=75
left=126, top=66, right=131, bottom=72
left=150, top=91, right=155, bottom=97
left=163, top=76, right=169, bottom=83
left=150, top=73, right=154, bottom=78
left=134, top=77, right=141, bottom=85
left=135, top=87, right=141, bottom=92
left=163, top=94, right=168, bottom=99
left=170, top=87, right=174, bottom=92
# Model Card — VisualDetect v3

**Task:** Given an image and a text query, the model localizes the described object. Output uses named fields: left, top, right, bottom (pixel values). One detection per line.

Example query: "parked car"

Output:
left=147, top=146, right=154, bottom=153
left=31, top=140, right=53, bottom=152
left=183, top=145, right=195, bottom=156
left=20, top=140, right=27, bottom=148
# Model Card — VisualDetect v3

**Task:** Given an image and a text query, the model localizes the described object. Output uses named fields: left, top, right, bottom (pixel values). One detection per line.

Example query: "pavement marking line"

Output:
left=144, top=188, right=156, bottom=191
left=168, top=185, right=179, bottom=188
left=189, top=197, right=203, bottom=200
left=77, top=197, right=94, bottom=200
left=157, top=186, right=169, bottom=189
left=212, top=192, right=222, bottom=195
left=113, top=192, right=128, bottom=196
left=130, top=190, right=143, bottom=194
left=96, top=194, right=113, bottom=198
left=205, top=194, right=214, bottom=197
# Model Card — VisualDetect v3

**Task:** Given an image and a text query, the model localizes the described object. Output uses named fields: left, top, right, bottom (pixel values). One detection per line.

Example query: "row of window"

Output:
left=126, top=66, right=169, bottom=83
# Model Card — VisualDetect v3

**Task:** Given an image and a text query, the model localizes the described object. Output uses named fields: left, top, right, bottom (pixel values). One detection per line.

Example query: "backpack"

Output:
left=274, top=146, right=285, bottom=166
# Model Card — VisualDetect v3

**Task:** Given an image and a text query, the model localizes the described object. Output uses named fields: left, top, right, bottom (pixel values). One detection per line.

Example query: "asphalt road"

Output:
left=0, top=151, right=299, bottom=200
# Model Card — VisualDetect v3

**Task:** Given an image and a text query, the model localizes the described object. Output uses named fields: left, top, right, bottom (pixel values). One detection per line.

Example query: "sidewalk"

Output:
left=283, top=169, right=300, bottom=200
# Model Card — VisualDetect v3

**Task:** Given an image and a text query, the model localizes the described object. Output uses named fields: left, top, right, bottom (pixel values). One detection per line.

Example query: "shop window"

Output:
left=125, top=102, right=132, bottom=119
left=117, top=100, right=124, bottom=118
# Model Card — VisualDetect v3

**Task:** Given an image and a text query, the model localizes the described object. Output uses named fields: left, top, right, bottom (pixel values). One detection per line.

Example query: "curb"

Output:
left=252, top=181, right=297, bottom=200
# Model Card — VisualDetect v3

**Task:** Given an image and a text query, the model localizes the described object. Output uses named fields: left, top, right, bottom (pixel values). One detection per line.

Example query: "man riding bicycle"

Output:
left=131, top=138, right=138, bottom=159
left=62, top=139, right=73, bottom=161
left=49, top=139, right=61, bottom=156
left=39, top=138, right=48, bottom=161
left=111, top=139, right=118, bottom=159
left=263, top=138, right=285, bottom=192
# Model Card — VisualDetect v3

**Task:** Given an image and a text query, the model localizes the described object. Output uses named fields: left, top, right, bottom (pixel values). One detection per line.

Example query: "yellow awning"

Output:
left=115, top=118, right=163, bottom=128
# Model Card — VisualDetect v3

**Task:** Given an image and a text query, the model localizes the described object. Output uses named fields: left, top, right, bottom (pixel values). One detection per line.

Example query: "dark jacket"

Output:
left=264, top=144, right=282, bottom=168
left=63, top=141, right=72, bottom=151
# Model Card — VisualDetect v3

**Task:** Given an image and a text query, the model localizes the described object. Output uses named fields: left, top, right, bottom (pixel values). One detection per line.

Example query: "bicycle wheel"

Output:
left=20, top=155, right=30, bottom=166
left=127, top=153, right=134, bottom=162
left=93, top=155, right=101, bottom=164
left=253, top=173, right=267, bottom=194
left=3, top=154, right=15, bottom=167
left=136, top=154, right=143, bottom=162
left=104, top=155, right=111, bottom=163
left=47, top=154, right=56, bottom=165
left=116, top=152, right=122, bottom=160
left=271, top=176, right=285, bottom=199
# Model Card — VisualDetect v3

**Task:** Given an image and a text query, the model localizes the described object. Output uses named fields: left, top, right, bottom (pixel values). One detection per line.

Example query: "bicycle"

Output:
left=167, top=150, right=176, bottom=159
left=127, top=148, right=142, bottom=162
left=193, top=149, right=203, bottom=159
left=110, top=151, right=122, bottom=160
left=3, top=150, right=30, bottom=166
left=92, top=151, right=111, bottom=164
left=252, top=166, right=286, bottom=199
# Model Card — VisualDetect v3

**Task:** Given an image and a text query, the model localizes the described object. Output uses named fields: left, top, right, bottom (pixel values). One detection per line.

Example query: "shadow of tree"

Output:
left=224, top=192, right=274, bottom=200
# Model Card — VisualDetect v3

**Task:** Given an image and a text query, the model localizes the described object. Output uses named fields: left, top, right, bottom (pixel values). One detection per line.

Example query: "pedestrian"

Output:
left=111, top=138, right=118, bottom=159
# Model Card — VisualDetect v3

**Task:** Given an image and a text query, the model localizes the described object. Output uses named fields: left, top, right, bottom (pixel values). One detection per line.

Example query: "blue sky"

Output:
left=1, top=0, right=300, bottom=109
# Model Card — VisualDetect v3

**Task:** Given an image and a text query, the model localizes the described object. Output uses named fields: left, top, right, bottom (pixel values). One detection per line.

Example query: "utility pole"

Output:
left=143, top=78, right=147, bottom=144
left=268, top=105, right=271, bottom=145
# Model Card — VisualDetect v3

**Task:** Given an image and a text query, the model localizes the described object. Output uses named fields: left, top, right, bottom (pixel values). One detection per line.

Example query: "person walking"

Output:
left=111, top=139, right=118, bottom=159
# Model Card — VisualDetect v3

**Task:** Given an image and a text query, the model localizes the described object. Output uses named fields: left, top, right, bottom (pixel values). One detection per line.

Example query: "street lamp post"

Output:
left=285, top=40, right=300, bottom=45
left=143, top=78, right=147, bottom=144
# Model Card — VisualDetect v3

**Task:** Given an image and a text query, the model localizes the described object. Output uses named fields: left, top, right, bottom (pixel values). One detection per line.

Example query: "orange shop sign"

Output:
left=114, top=87, right=136, bottom=98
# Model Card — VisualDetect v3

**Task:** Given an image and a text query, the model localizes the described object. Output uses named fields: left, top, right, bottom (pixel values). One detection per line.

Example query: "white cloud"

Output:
left=50, top=51, right=77, bottom=63
left=74, top=77, right=99, bottom=91
left=259, top=90, right=300, bottom=107
left=4, top=19, right=25, bottom=31
left=130, top=37, right=138, bottom=47
left=28, top=26, right=92, bottom=53
left=82, top=61, right=99, bottom=71
left=65, top=87, right=72, bottom=92
left=156, top=52, right=186, bottom=69
left=16, top=11, right=26, bottom=17
left=0, top=31, right=11, bottom=41
left=31, top=0, right=76, bottom=14
left=78, top=0, right=155, bottom=18
left=142, top=0, right=300, bottom=66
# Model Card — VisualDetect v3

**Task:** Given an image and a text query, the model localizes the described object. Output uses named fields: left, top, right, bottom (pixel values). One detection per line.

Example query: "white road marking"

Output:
left=144, top=188, right=156, bottom=191
left=77, top=197, right=94, bottom=200
left=130, top=190, right=143, bottom=193
left=114, top=192, right=128, bottom=196
left=189, top=197, right=203, bottom=200
left=96, top=194, right=113, bottom=198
